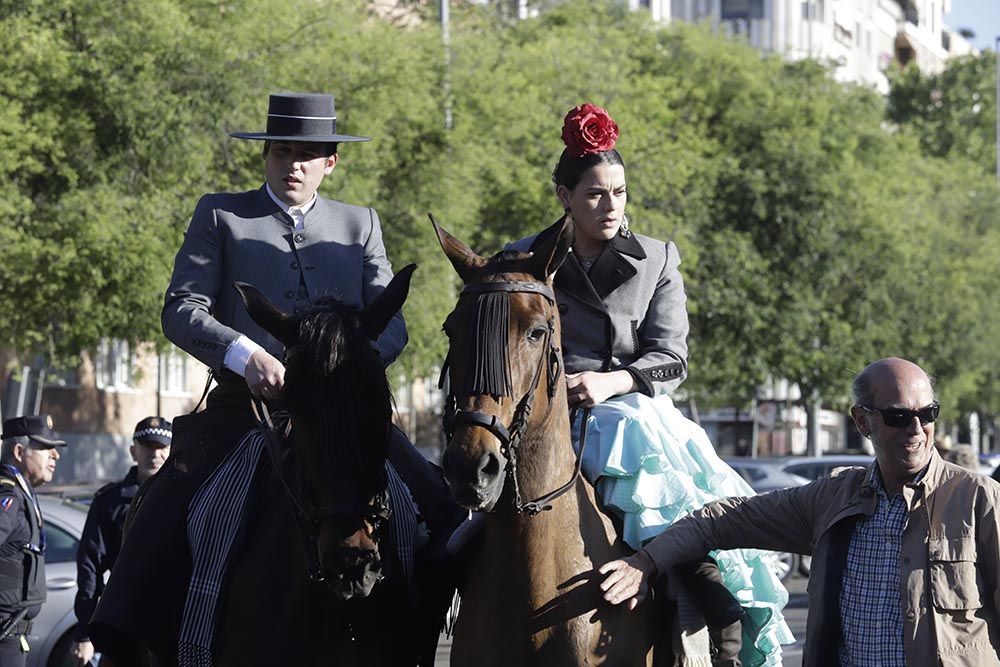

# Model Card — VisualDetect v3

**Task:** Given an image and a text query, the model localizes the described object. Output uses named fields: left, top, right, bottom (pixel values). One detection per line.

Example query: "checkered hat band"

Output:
left=134, top=428, right=171, bottom=439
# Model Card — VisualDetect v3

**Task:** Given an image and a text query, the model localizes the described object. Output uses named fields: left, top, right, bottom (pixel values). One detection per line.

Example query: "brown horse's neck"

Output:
left=492, top=387, right=619, bottom=571
left=506, top=389, right=577, bottom=503
left=459, top=407, right=625, bottom=664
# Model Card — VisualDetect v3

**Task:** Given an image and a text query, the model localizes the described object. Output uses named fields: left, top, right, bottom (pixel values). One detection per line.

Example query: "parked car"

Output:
left=979, top=453, right=1000, bottom=477
left=27, top=493, right=90, bottom=667
left=775, top=454, right=874, bottom=482
left=722, top=458, right=811, bottom=582
left=723, top=459, right=811, bottom=494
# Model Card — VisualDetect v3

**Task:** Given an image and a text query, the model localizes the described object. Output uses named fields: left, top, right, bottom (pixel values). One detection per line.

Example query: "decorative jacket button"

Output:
left=905, top=611, right=915, bottom=621
left=558, top=304, right=568, bottom=314
left=284, top=290, right=294, bottom=299
left=294, top=234, right=305, bottom=243
left=291, top=261, right=299, bottom=270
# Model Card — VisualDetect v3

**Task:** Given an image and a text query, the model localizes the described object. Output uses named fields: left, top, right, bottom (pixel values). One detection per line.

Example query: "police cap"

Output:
left=1, top=414, right=67, bottom=447
left=132, top=417, right=172, bottom=447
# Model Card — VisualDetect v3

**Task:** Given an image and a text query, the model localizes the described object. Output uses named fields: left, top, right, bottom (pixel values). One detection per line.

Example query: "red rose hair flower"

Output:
left=560, top=103, right=620, bottom=158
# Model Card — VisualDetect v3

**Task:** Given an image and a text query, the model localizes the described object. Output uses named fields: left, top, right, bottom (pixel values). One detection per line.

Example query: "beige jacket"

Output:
left=642, top=449, right=1000, bottom=666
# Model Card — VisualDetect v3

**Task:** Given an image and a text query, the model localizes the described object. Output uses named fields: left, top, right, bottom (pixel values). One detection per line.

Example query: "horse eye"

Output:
left=526, top=326, right=547, bottom=343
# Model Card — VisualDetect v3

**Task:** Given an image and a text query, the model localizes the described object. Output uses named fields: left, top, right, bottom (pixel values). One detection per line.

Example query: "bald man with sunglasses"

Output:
left=601, top=358, right=1000, bottom=667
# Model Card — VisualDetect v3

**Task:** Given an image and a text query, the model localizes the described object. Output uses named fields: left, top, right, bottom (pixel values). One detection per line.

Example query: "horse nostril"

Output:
left=443, top=448, right=502, bottom=489
left=480, top=452, right=500, bottom=479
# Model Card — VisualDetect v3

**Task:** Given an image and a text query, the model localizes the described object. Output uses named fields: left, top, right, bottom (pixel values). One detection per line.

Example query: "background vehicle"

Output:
left=724, top=459, right=811, bottom=494
left=775, top=455, right=873, bottom=481
left=28, top=493, right=90, bottom=667
left=723, top=458, right=811, bottom=581
left=722, top=455, right=874, bottom=581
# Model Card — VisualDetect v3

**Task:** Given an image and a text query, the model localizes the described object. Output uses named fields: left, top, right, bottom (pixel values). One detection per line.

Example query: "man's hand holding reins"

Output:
left=72, top=640, right=95, bottom=667
left=246, top=349, right=285, bottom=400
left=599, top=549, right=657, bottom=610
left=566, top=370, right=636, bottom=408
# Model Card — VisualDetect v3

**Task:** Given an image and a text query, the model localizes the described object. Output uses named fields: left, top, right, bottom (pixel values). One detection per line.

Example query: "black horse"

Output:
left=93, top=265, right=451, bottom=665
left=212, top=270, right=418, bottom=664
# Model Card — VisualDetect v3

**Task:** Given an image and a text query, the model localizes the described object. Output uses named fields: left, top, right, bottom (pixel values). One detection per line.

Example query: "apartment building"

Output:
left=1, top=344, right=209, bottom=484
left=628, top=0, right=976, bottom=92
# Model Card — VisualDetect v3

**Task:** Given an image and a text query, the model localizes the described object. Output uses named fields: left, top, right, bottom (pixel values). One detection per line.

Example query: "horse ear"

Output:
left=233, top=282, right=299, bottom=347
left=361, top=264, right=417, bottom=340
left=527, top=214, right=573, bottom=281
left=430, top=213, right=488, bottom=283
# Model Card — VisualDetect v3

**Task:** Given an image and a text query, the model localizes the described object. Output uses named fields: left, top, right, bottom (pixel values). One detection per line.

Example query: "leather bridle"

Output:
left=253, top=398, right=392, bottom=584
left=442, top=279, right=589, bottom=516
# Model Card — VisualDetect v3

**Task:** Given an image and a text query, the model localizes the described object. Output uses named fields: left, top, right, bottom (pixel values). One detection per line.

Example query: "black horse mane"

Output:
left=282, top=296, right=392, bottom=479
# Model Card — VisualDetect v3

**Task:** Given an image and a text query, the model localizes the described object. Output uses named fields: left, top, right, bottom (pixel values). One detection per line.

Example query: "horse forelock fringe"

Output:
left=468, top=291, right=512, bottom=399
left=288, top=305, right=391, bottom=476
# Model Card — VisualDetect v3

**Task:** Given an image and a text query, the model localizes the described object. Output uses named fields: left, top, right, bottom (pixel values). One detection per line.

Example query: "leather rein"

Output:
left=252, top=398, right=392, bottom=584
left=442, top=279, right=590, bottom=516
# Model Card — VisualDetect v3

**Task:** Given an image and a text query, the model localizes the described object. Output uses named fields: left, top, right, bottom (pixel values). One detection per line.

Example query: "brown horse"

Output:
left=434, top=219, right=655, bottom=666
left=208, top=266, right=443, bottom=665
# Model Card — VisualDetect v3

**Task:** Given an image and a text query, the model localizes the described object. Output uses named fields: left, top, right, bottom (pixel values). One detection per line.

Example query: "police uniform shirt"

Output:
left=0, top=466, right=45, bottom=621
left=73, top=466, right=139, bottom=642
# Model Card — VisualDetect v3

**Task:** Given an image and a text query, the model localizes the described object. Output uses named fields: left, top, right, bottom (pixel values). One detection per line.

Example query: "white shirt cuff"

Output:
left=223, top=335, right=263, bottom=377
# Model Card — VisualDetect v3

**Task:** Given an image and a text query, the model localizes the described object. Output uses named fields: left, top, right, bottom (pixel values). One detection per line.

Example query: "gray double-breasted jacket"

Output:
left=162, top=186, right=407, bottom=373
left=509, top=218, right=689, bottom=396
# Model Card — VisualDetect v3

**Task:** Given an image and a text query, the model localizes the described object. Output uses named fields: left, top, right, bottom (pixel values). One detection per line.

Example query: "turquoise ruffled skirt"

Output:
left=572, top=393, right=795, bottom=667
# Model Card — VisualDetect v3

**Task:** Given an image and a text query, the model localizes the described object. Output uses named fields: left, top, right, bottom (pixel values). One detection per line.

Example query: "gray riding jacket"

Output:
left=509, top=218, right=689, bottom=396
left=163, top=186, right=407, bottom=372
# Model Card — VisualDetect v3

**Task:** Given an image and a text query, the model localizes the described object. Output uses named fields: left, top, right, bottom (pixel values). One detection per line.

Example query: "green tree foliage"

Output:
left=2, top=0, right=998, bottom=421
left=887, top=53, right=997, bottom=176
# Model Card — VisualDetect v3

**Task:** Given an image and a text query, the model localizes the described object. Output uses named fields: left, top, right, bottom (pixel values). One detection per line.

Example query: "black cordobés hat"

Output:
left=229, top=93, right=371, bottom=143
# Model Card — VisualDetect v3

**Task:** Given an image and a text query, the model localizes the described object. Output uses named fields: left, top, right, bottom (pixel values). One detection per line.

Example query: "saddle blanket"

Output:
left=176, top=422, right=417, bottom=667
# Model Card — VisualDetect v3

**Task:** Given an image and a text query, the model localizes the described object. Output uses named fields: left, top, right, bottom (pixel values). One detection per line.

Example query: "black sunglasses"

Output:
left=859, top=402, right=940, bottom=428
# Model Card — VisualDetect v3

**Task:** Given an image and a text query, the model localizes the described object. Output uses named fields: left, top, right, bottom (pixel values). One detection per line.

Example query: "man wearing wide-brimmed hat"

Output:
left=164, top=91, right=406, bottom=398
left=0, top=414, right=66, bottom=665
left=91, top=92, right=458, bottom=665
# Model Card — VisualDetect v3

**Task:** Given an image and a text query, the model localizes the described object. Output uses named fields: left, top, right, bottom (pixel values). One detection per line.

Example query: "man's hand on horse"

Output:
left=246, top=349, right=286, bottom=399
left=598, top=549, right=657, bottom=611
left=566, top=370, right=636, bottom=408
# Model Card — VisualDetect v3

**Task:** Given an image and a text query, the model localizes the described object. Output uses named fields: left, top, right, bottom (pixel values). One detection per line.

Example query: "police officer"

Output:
left=0, top=414, right=65, bottom=666
left=72, top=417, right=171, bottom=667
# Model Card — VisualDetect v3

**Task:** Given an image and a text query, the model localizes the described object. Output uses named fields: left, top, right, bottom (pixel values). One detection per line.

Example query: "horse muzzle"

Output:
left=329, top=555, right=382, bottom=600
left=442, top=446, right=505, bottom=511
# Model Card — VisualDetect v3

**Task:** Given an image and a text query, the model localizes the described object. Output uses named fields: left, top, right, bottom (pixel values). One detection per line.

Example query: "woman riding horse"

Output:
left=507, top=104, right=793, bottom=665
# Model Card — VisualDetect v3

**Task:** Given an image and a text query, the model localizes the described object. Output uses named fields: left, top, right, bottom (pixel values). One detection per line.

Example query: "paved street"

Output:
left=435, top=574, right=808, bottom=666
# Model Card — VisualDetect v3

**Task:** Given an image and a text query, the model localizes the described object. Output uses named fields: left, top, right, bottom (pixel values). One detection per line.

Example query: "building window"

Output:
left=95, top=339, right=136, bottom=390
left=722, top=0, right=764, bottom=21
left=44, top=364, right=80, bottom=389
left=159, top=348, right=189, bottom=394
left=801, top=1, right=824, bottom=22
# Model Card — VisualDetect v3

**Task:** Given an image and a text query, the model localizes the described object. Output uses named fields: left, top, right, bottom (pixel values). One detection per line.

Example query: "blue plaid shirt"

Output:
left=839, top=465, right=917, bottom=666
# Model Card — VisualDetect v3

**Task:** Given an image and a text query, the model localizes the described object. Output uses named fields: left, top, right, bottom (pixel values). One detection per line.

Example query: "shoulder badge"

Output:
left=0, top=497, right=12, bottom=512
